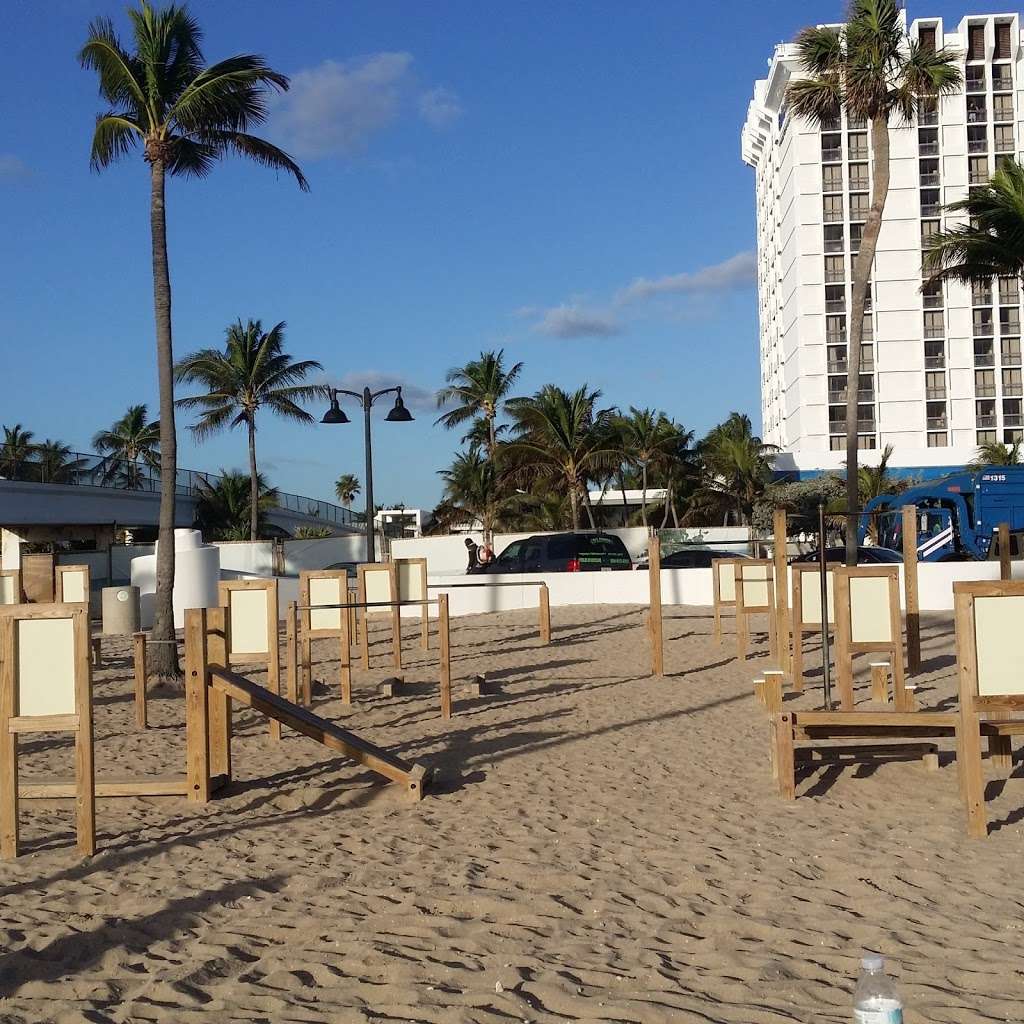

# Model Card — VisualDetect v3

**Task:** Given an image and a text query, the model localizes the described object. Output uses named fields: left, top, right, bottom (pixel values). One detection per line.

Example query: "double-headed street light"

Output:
left=321, top=385, right=414, bottom=563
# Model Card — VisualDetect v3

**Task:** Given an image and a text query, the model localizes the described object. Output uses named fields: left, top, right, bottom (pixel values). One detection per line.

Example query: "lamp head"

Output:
left=385, top=388, right=414, bottom=422
left=321, top=394, right=350, bottom=424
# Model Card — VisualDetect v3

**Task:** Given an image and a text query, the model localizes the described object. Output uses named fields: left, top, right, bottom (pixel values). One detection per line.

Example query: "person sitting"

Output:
left=465, top=536, right=480, bottom=572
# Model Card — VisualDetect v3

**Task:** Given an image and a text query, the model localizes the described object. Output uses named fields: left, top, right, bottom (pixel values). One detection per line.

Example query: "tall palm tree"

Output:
left=698, top=413, right=777, bottom=527
left=924, top=159, right=1024, bottom=283
left=334, top=473, right=361, bottom=507
left=857, top=443, right=897, bottom=504
left=0, top=424, right=36, bottom=480
left=505, top=385, right=616, bottom=531
left=93, top=404, right=161, bottom=489
left=438, top=450, right=515, bottom=537
left=36, top=440, right=89, bottom=485
left=969, top=438, right=1023, bottom=470
left=435, top=350, right=524, bottom=460
left=80, top=2, right=308, bottom=680
left=785, top=0, right=960, bottom=564
left=615, top=407, right=683, bottom=529
left=193, top=469, right=278, bottom=540
left=175, top=319, right=323, bottom=541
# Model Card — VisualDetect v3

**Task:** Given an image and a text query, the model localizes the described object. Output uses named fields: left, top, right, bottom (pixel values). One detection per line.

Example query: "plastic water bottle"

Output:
left=853, top=954, right=903, bottom=1023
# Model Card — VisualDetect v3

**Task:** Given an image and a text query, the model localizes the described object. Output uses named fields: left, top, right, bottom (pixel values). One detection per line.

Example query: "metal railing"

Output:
left=0, top=449, right=365, bottom=528
left=977, top=414, right=997, bottom=428
left=968, top=137, right=988, bottom=153
left=926, top=416, right=948, bottom=430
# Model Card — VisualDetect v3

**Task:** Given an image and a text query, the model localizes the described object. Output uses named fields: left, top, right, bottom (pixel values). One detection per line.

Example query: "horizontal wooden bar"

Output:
left=295, top=599, right=439, bottom=611
left=980, top=720, right=1024, bottom=736
left=9, top=714, right=80, bottom=734
left=798, top=725, right=956, bottom=739
left=793, top=712, right=958, bottom=727
left=795, top=742, right=938, bottom=762
left=427, top=581, right=549, bottom=589
left=19, top=774, right=228, bottom=800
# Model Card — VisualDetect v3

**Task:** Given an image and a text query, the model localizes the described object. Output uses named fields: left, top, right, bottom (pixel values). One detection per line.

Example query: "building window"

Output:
left=968, top=24, right=986, bottom=61
left=972, top=280, right=993, bottom=306
left=824, top=224, right=844, bottom=253
left=1001, top=307, right=1021, bottom=334
left=999, top=277, right=1019, bottom=305
left=830, top=436, right=844, bottom=451
left=847, top=113, right=867, bottom=130
left=822, top=133, right=842, bottom=162
left=925, top=340, right=945, bottom=368
left=995, top=21, right=1012, bottom=60
left=978, top=429, right=997, bottom=444
left=969, top=155, right=989, bottom=184
left=976, top=368, right=997, bottom=397
left=861, top=344, right=874, bottom=371
left=827, top=344, right=846, bottom=372
left=974, top=308, right=995, bottom=336
left=1002, top=336, right=1021, bottom=365
left=919, top=25, right=937, bottom=51
left=918, top=96, right=938, bottom=125
left=826, top=315, right=846, bottom=344
left=927, top=432, right=948, bottom=447
left=919, top=158, right=940, bottom=186
left=850, top=223, right=863, bottom=253
left=923, top=310, right=945, bottom=338
left=975, top=338, right=995, bottom=366
left=824, top=255, right=845, bottom=283
left=968, top=125, right=987, bottom=153
left=822, top=164, right=844, bottom=191
left=922, top=279, right=943, bottom=308
left=1004, top=398, right=1022, bottom=427
left=1005, top=428, right=1024, bottom=443
left=849, top=162, right=869, bottom=189
left=1003, top=367, right=1023, bottom=396
left=967, top=96, right=988, bottom=123
left=977, top=399, right=997, bottom=428
left=921, top=219, right=940, bottom=244
left=849, top=192, right=869, bottom=220
left=848, top=132, right=868, bottom=160
left=966, top=66, right=987, bottom=92
left=823, top=194, right=844, bottom=223
left=993, top=64, right=1013, bottom=92
left=925, top=370, right=946, bottom=399
left=862, top=315, right=874, bottom=343
left=920, top=188, right=940, bottom=217
left=994, top=124, right=1015, bottom=153
left=926, top=401, right=948, bottom=429
left=858, top=435, right=877, bottom=450
left=825, top=284, right=846, bottom=312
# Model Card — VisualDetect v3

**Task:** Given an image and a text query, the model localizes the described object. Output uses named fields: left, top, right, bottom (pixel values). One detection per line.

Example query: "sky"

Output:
left=0, top=0, right=1005, bottom=512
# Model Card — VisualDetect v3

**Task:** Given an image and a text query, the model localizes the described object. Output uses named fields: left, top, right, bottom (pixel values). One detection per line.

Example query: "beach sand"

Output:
left=1, top=603, right=1022, bottom=1022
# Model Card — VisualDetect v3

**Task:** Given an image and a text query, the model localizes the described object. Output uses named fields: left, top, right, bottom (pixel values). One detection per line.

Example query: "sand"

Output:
left=1, top=603, right=1022, bottom=1022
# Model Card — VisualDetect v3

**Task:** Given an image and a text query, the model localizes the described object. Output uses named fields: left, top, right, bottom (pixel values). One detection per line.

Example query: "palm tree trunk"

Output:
left=248, top=417, right=259, bottom=542
left=487, top=414, right=496, bottom=462
left=640, top=462, right=649, bottom=529
left=568, top=487, right=580, bottom=531
left=660, top=479, right=673, bottom=529
left=148, top=156, right=180, bottom=681
left=845, top=115, right=890, bottom=567
left=618, top=467, right=629, bottom=527
left=582, top=484, right=597, bottom=530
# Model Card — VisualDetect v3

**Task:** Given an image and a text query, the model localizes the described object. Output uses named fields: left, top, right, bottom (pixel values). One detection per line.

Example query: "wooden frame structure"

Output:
left=395, top=557, right=430, bottom=652
left=1, top=603, right=94, bottom=859
left=55, top=564, right=90, bottom=605
left=833, top=565, right=909, bottom=711
left=20, top=554, right=55, bottom=603
left=953, top=580, right=1024, bottom=838
left=298, top=570, right=351, bottom=704
left=711, top=558, right=743, bottom=644
left=183, top=607, right=429, bottom=800
left=648, top=537, right=664, bottom=676
left=0, top=570, right=21, bottom=606
left=772, top=508, right=791, bottom=675
left=426, top=580, right=551, bottom=645
left=734, top=559, right=776, bottom=663
left=218, top=579, right=281, bottom=741
left=790, top=563, right=836, bottom=694
left=357, top=563, right=401, bottom=671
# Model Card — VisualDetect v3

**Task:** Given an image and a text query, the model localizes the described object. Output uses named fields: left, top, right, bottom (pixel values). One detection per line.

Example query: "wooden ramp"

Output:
left=208, top=665, right=429, bottom=801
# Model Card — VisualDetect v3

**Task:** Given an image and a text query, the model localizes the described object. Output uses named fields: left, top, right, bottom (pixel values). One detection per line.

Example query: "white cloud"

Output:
left=0, top=155, right=31, bottom=183
left=330, top=371, right=436, bottom=414
left=417, top=86, right=463, bottom=128
left=616, top=251, right=756, bottom=305
left=269, top=54, right=462, bottom=160
left=533, top=305, right=622, bottom=339
left=270, top=53, right=413, bottom=159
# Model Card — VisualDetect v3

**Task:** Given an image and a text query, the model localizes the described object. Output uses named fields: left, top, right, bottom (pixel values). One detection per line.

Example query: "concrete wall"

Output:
left=283, top=536, right=366, bottom=574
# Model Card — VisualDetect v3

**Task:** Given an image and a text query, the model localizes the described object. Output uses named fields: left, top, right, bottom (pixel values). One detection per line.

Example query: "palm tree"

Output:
left=35, top=440, right=89, bottom=484
left=969, top=438, right=1023, bottom=469
left=615, top=407, right=684, bottom=529
left=785, top=0, right=960, bottom=564
left=858, top=443, right=897, bottom=504
left=435, top=350, right=524, bottom=460
left=93, top=404, right=161, bottom=489
left=175, top=319, right=323, bottom=541
left=80, top=2, right=308, bottom=680
left=437, top=450, right=515, bottom=537
left=924, top=159, right=1024, bottom=284
left=0, top=424, right=36, bottom=480
left=194, top=469, right=278, bottom=540
left=334, top=473, right=361, bottom=507
left=697, top=413, right=777, bottom=527
left=505, top=385, right=616, bottom=531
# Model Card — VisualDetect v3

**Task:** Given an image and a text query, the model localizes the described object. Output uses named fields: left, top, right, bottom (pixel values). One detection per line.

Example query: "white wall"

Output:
left=283, top=536, right=366, bottom=574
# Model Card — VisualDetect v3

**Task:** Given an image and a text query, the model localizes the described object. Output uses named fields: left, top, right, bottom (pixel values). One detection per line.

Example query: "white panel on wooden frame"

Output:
left=17, top=618, right=77, bottom=717
left=397, top=561, right=426, bottom=602
left=849, top=576, right=892, bottom=644
left=229, top=589, right=270, bottom=656
left=309, top=576, right=344, bottom=632
left=60, top=569, right=88, bottom=604
left=974, top=595, right=1024, bottom=697
left=801, top=570, right=835, bottom=627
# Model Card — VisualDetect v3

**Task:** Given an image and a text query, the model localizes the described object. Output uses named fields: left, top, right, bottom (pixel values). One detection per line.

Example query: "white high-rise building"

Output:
left=742, top=11, right=1022, bottom=478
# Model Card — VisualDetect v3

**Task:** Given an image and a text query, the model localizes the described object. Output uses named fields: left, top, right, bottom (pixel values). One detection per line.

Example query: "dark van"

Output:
left=479, top=532, right=633, bottom=574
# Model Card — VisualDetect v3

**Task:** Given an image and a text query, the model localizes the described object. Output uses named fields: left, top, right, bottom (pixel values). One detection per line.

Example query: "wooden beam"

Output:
left=648, top=537, right=664, bottom=676
left=0, top=616, right=18, bottom=859
left=21, top=776, right=191, bottom=799
left=73, top=605, right=96, bottom=858
left=133, top=632, right=148, bottom=730
left=439, top=593, right=452, bottom=720
left=772, top=508, right=790, bottom=676
left=183, top=608, right=212, bottom=804
left=208, top=665, right=428, bottom=800
left=206, top=607, right=231, bottom=783
left=999, top=522, right=1011, bottom=580
left=901, top=504, right=921, bottom=673
left=539, top=583, right=551, bottom=644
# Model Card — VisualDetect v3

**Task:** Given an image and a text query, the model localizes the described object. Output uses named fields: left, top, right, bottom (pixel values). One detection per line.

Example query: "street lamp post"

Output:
left=321, top=385, right=413, bottom=563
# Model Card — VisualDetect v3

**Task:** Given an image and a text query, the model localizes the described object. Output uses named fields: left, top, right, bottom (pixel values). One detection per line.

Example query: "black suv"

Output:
left=478, top=532, right=633, bottom=573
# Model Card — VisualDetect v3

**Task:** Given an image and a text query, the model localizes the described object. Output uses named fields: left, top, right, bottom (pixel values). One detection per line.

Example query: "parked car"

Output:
left=634, top=547, right=751, bottom=570
left=477, top=532, right=633, bottom=573
left=790, top=546, right=904, bottom=565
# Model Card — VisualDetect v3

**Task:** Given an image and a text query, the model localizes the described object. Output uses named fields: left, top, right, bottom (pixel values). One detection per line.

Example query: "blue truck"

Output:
left=860, top=465, right=1024, bottom=561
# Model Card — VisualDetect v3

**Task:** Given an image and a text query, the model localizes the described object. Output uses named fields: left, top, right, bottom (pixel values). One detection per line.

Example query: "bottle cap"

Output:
left=861, top=954, right=884, bottom=972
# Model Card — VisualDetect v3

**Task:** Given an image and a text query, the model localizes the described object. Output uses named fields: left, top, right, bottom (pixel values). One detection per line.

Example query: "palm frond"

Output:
left=89, top=113, right=144, bottom=170
left=793, top=24, right=844, bottom=77
left=195, top=130, right=309, bottom=190
left=170, top=55, right=289, bottom=133
left=78, top=17, right=147, bottom=111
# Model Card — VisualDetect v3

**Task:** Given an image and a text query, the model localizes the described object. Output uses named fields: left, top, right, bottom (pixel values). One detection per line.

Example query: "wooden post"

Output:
left=73, top=607, right=96, bottom=857
left=763, top=670, right=784, bottom=714
left=870, top=661, right=890, bottom=704
left=901, top=504, right=921, bottom=673
left=772, top=508, right=790, bottom=675
left=0, top=620, right=16, bottom=859
left=539, top=584, right=551, bottom=644
left=834, top=571, right=854, bottom=711
left=183, top=608, right=212, bottom=803
left=206, top=607, right=231, bottom=783
left=339, top=593, right=352, bottom=705
left=360, top=598, right=371, bottom=670
left=439, top=593, right=452, bottom=720
left=132, top=632, right=148, bottom=730
left=999, top=522, right=1011, bottom=580
left=773, top=713, right=796, bottom=800
left=392, top=596, right=403, bottom=671
left=285, top=601, right=298, bottom=703
left=649, top=536, right=664, bottom=676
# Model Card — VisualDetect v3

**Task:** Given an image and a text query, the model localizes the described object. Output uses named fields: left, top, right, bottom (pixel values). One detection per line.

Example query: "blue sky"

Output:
left=0, top=0, right=1002, bottom=511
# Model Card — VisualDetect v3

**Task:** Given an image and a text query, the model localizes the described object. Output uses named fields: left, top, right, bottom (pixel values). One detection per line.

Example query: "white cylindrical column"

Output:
left=131, top=528, right=220, bottom=629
